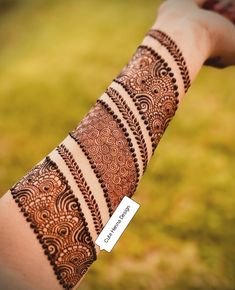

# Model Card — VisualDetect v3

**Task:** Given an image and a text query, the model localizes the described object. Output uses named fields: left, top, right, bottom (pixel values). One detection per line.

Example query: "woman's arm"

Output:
left=0, top=1, right=234, bottom=290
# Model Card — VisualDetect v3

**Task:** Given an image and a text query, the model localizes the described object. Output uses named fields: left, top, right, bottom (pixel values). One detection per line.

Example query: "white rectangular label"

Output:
left=95, top=196, right=140, bottom=252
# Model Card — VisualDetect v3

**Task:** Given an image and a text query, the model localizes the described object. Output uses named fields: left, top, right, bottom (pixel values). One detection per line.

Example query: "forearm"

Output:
left=0, top=16, right=211, bottom=290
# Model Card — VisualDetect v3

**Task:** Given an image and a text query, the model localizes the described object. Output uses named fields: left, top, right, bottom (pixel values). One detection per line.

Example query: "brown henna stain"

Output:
left=71, top=102, right=139, bottom=212
left=11, top=157, right=96, bottom=290
left=105, top=87, right=149, bottom=172
left=57, top=144, right=104, bottom=235
left=147, top=29, right=191, bottom=92
left=115, top=45, right=180, bottom=152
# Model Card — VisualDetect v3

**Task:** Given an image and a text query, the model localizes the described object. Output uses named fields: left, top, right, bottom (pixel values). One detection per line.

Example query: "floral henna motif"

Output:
left=147, top=29, right=191, bottom=92
left=70, top=102, right=139, bottom=212
left=11, top=157, right=96, bottom=290
left=105, top=87, right=148, bottom=172
left=57, top=144, right=104, bottom=235
left=115, top=45, right=179, bottom=152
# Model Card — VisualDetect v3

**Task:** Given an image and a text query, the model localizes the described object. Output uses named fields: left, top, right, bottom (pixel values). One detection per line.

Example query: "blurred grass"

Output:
left=0, top=1, right=234, bottom=290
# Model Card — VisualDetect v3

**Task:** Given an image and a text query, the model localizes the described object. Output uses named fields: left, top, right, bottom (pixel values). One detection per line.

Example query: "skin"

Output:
left=0, top=1, right=234, bottom=289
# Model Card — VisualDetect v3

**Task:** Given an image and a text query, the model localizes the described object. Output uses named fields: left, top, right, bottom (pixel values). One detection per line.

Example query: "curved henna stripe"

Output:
left=11, top=157, right=96, bottom=290
left=69, top=131, right=113, bottom=217
left=70, top=102, right=139, bottom=212
left=147, top=29, right=191, bottom=92
left=115, top=45, right=179, bottom=152
left=105, top=87, right=148, bottom=172
left=57, top=144, right=104, bottom=235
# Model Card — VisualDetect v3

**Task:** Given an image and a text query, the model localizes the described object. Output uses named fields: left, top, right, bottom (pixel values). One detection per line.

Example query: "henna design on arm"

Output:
left=9, top=29, right=188, bottom=289
left=105, top=87, right=149, bottom=172
left=147, top=29, right=191, bottom=92
left=115, top=45, right=180, bottom=152
left=11, top=157, right=96, bottom=290
left=57, top=144, right=103, bottom=235
left=70, top=102, right=140, bottom=212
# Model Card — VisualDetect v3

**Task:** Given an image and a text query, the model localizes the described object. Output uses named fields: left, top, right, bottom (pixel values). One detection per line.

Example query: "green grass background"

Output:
left=0, top=1, right=234, bottom=289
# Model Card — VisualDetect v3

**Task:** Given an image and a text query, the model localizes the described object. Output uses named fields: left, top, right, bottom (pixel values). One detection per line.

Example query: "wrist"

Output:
left=152, top=17, right=212, bottom=82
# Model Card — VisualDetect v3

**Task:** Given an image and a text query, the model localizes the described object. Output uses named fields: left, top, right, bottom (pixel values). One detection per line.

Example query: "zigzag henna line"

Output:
left=147, top=29, right=191, bottom=92
left=97, top=99, right=141, bottom=181
left=115, top=45, right=180, bottom=153
left=105, top=87, right=148, bottom=172
left=10, top=156, right=96, bottom=290
left=57, top=144, right=104, bottom=235
left=69, top=132, right=113, bottom=216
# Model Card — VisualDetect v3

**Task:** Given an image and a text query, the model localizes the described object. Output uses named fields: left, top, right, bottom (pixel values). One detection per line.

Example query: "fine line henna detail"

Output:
left=147, top=29, right=191, bottom=92
left=115, top=45, right=180, bottom=152
left=57, top=144, right=104, bottom=235
left=70, top=102, right=140, bottom=212
left=69, top=131, right=113, bottom=217
left=105, top=87, right=149, bottom=172
left=10, top=156, right=97, bottom=290
left=98, top=99, right=140, bottom=181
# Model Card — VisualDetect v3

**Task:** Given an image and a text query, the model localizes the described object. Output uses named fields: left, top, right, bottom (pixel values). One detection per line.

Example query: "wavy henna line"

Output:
left=57, top=144, right=104, bottom=235
left=69, top=132, right=114, bottom=216
left=11, top=156, right=97, bottom=290
left=105, top=87, right=148, bottom=172
left=147, top=29, right=191, bottom=92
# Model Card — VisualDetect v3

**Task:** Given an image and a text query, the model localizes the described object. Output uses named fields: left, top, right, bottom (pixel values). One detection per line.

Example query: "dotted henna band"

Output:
left=57, top=144, right=104, bottom=235
left=70, top=101, right=140, bottom=212
left=69, top=131, right=114, bottom=216
left=105, top=87, right=148, bottom=172
left=147, top=29, right=191, bottom=92
left=115, top=45, right=180, bottom=153
left=97, top=99, right=141, bottom=183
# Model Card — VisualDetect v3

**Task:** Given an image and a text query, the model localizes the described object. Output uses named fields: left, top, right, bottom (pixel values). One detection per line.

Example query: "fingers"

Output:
left=214, top=0, right=232, bottom=11
left=200, top=0, right=235, bottom=67
left=201, top=0, right=235, bottom=24
left=156, top=0, right=235, bottom=68
left=214, top=1, right=235, bottom=23
left=207, top=10, right=235, bottom=67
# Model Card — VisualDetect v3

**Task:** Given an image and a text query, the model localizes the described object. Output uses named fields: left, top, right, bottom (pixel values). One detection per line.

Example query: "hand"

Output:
left=156, top=0, right=235, bottom=68
left=201, top=0, right=235, bottom=67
